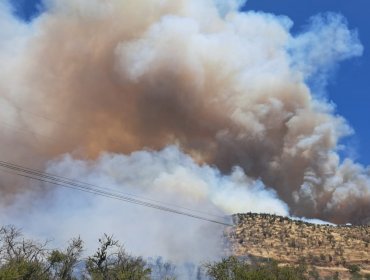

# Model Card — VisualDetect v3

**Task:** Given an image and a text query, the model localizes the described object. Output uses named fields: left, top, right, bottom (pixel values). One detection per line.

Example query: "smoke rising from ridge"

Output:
left=1, top=146, right=289, bottom=263
left=0, top=0, right=369, bottom=256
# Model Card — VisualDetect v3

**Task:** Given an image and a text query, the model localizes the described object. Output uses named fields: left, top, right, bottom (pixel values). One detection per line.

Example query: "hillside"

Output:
left=227, top=213, right=370, bottom=279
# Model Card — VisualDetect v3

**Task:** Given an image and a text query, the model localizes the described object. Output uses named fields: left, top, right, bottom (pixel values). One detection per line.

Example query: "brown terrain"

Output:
left=227, top=213, right=370, bottom=279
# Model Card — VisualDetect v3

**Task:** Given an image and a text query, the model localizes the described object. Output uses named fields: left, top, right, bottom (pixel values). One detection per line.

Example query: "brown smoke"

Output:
left=0, top=0, right=369, bottom=224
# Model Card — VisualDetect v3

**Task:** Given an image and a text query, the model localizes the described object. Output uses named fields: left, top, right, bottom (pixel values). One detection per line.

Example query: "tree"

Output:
left=85, top=234, right=151, bottom=280
left=0, top=225, right=50, bottom=280
left=48, top=237, right=83, bottom=280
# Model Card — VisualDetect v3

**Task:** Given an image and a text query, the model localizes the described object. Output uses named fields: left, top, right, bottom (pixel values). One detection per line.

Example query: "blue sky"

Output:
left=8, top=0, right=44, bottom=22
left=8, top=0, right=370, bottom=165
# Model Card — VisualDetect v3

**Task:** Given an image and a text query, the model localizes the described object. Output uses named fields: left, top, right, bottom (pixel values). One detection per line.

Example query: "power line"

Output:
left=0, top=159, right=226, bottom=220
left=0, top=160, right=233, bottom=226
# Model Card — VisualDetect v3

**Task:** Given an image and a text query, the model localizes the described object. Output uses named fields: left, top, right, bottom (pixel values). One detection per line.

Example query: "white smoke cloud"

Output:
left=0, top=146, right=288, bottom=263
left=214, top=0, right=247, bottom=16
left=289, top=13, right=363, bottom=94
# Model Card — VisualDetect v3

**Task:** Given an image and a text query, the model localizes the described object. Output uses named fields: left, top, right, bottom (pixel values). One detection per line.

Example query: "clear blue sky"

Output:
left=8, top=0, right=370, bottom=166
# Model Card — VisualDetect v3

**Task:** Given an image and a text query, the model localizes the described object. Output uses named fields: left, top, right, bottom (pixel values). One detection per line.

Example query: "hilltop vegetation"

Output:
left=228, top=213, right=370, bottom=279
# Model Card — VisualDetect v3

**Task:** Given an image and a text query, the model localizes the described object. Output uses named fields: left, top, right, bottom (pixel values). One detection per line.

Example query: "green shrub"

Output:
left=347, top=264, right=361, bottom=274
left=204, top=257, right=308, bottom=280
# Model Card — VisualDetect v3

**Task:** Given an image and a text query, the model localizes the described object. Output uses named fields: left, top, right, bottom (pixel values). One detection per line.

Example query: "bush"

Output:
left=204, top=256, right=308, bottom=280
left=347, top=264, right=361, bottom=274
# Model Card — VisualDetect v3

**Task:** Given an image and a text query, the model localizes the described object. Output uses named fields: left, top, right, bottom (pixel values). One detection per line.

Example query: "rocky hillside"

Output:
left=227, top=213, right=370, bottom=278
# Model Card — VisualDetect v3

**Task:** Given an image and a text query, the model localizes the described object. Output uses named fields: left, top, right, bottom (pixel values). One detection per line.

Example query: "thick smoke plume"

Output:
left=0, top=0, right=369, bottom=265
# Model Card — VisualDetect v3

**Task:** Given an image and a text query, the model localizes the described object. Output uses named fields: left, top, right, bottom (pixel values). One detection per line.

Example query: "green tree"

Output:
left=48, top=237, right=83, bottom=280
left=0, top=226, right=50, bottom=280
left=85, top=234, right=150, bottom=280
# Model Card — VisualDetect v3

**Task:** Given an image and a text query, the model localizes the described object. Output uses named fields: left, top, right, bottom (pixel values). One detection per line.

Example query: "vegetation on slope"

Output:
left=228, top=213, right=370, bottom=279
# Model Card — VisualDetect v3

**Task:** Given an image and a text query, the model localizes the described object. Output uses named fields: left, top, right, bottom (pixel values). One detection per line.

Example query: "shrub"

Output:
left=204, top=256, right=308, bottom=280
left=347, top=264, right=361, bottom=274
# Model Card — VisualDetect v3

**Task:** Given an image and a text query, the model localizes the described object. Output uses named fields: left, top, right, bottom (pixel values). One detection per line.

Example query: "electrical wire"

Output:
left=0, top=160, right=233, bottom=226
left=0, top=159, right=226, bottom=220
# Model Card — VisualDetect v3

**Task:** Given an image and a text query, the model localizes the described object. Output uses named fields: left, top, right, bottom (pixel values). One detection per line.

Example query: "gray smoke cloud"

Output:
left=0, top=0, right=369, bottom=268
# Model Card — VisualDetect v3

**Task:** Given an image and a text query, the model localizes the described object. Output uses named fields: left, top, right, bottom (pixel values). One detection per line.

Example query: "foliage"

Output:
left=347, top=264, right=361, bottom=274
left=0, top=227, right=151, bottom=280
left=204, top=256, right=308, bottom=280
left=48, top=237, right=83, bottom=280
left=0, top=225, right=50, bottom=280
left=85, top=234, right=151, bottom=280
left=0, top=258, right=50, bottom=280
